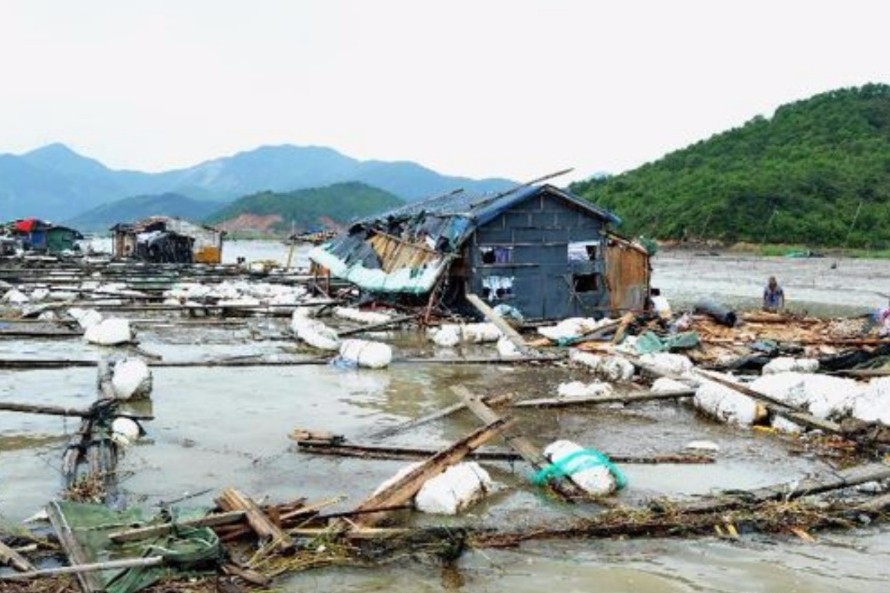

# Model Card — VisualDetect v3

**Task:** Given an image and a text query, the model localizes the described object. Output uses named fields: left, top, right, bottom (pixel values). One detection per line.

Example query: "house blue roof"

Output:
left=371, top=183, right=621, bottom=228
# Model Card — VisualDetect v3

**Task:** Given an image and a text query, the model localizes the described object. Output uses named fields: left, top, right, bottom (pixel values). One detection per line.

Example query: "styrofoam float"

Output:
left=111, top=358, right=153, bottom=399
left=543, top=439, right=618, bottom=496
left=84, top=318, right=133, bottom=346
left=338, top=339, right=392, bottom=369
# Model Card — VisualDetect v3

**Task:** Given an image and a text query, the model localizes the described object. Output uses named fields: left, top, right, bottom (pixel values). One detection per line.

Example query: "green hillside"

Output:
left=571, top=84, right=890, bottom=248
left=205, top=181, right=403, bottom=232
left=66, top=193, right=223, bottom=232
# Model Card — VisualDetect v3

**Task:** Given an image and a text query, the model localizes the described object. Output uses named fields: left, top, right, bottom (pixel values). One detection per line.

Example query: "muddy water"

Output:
left=1, top=244, right=889, bottom=591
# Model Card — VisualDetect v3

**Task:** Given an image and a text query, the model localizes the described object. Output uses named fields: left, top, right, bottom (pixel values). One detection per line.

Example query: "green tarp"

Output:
left=634, top=330, right=700, bottom=355
left=52, top=501, right=221, bottom=593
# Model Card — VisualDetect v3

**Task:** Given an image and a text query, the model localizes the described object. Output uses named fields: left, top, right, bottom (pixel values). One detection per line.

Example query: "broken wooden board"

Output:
left=451, top=385, right=589, bottom=501
left=362, top=393, right=513, bottom=440
left=0, top=539, right=35, bottom=573
left=465, top=293, right=531, bottom=355
left=216, top=488, right=294, bottom=552
left=293, top=437, right=714, bottom=464
left=108, top=510, right=246, bottom=544
left=512, top=389, right=696, bottom=408
left=46, top=500, right=105, bottom=593
left=340, top=417, right=513, bottom=529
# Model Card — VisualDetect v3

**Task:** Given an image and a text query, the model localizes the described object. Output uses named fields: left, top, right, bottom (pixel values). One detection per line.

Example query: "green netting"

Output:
left=634, top=330, right=700, bottom=354
left=53, top=501, right=221, bottom=593
left=532, top=449, right=627, bottom=490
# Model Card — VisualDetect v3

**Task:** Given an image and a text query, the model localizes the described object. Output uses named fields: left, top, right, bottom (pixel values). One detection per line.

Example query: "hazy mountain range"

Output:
left=0, top=143, right=514, bottom=223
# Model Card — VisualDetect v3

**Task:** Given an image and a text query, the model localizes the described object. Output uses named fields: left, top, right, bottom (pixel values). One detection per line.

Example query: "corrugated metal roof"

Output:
left=369, top=184, right=621, bottom=227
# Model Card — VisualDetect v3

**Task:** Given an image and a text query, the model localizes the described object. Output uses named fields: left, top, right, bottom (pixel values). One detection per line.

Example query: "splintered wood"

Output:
left=216, top=488, right=294, bottom=552
left=339, top=417, right=513, bottom=529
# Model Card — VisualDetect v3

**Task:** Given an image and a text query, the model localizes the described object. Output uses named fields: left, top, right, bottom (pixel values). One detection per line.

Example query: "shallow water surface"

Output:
left=1, top=245, right=888, bottom=591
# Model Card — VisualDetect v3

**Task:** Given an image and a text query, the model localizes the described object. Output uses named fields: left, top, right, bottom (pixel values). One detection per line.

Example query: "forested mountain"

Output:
left=67, top=193, right=223, bottom=232
left=0, top=143, right=513, bottom=222
left=571, top=84, right=890, bottom=248
left=205, top=182, right=402, bottom=233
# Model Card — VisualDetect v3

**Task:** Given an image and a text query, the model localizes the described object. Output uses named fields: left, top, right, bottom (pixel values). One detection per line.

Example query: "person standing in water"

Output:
left=763, top=276, right=785, bottom=312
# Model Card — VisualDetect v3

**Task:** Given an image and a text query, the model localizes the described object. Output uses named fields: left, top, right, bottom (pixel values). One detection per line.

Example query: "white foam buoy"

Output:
left=762, top=357, right=820, bottom=375
left=543, top=440, right=617, bottom=496
left=638, top=352, right=694, bottom=376
left=110, top=417, right=142, bottom=447
left=599, top=356, right=635, bottom=382
left=111, top=358, right=153, bottom=399
left=651, top=377, right=692, bottom=393
left=415, top=462, right=494, bottom=515
left=556, top=380, right=613, bottom=398
left=338, top=339, right=392, bottom=369
left=461, top=323, right=502, bottom=343
left=431, top=324, right=461, bottom=348
left=69, top=307, right=103, bottom=330
left=291, top=311, right=340, bottom=351
left=496, top=337, right=522, bottom=359
left=693, top=375, right=765, bottom=426
left=84, top=318, right=133, bottom=346
left=333, top=307, right=392, bottom=325
left=1, top=288, right=29, bottom=305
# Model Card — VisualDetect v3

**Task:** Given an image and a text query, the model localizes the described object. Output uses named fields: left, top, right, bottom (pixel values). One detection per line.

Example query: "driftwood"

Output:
left=0, top=540, right=36, bottom=573
left=465, top=293, right=530, bottom=355
left=293, top=437, right=715, bottom=465
left=364, top=393, right=513, bottom=440
left=336, top=314, right=417, bottom=338
left=451, top=385, right=588, bottom=501
left=473, top=462, right=890, bottom=547
left=46, top=501, right=105, bottom=593
left=512, top=389, right=696, bottom=409
left=341, top=417, right=513, bottom=528
left=0, top=556, right=164, bottom=582
left=108, top=510, right=246, bottom=544
left=215, top=489, right=294, bottom=552
left=0, top=400, right=153, bottom=420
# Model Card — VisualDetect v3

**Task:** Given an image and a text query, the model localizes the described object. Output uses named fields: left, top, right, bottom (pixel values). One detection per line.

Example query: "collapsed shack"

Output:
left=111, top=217, right=225, bottom=264
left=308, top=182, right=651, bottom=320
left=2, top=218, right=84, bottom=253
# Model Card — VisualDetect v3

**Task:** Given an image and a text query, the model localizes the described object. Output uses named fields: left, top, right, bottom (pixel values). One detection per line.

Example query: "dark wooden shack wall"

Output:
left=465, top=191, right=608, bottom=320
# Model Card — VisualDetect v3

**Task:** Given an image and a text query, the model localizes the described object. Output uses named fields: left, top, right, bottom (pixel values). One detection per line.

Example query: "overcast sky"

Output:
left=2, top=1, right=888, bottom=182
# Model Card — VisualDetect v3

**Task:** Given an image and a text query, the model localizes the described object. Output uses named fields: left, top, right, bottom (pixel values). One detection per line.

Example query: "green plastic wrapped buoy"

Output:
left=638, top=236, right=658, bottom=255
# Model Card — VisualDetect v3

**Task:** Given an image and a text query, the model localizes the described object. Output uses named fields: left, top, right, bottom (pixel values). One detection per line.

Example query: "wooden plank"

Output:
left=465, top=293, right=530, bottom=354
left=342, top=417, right=513, bottom=528
left=512, top=389, right=695, bottom=408
left=108, top=510, right=246, bottom=543
left=0, top=400, right=153, bottom=420
left=336, top=314, right=416, bottom=338
left=46, top=501, right=105, bottom=593
left=676, top=461, right=890, bottom=515
left=363, top=393, right=512, bottom=440
left=0, top=557, right=163, bottom=582
left=451, top=385, right=587, bottom=501
left=216, top=489, right=294, bottom=552
left=294, top=438, right=714, bottom=465
left=0, top=539, right=36, bottom=573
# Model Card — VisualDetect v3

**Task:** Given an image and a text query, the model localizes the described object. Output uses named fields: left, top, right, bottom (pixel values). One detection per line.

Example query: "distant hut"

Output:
left=111, top=216, right=225, bottom=264
left=308, top=184, right=650, bottom=320
left=7, top=218, right=83, bottom=253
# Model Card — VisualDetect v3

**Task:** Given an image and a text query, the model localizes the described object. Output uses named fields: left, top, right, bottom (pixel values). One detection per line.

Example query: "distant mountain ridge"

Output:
left=205, top=182, right=403, bottom=233
left=0, top=143, right=515, bottom=222
left=67, top=193, right=224, bottom=232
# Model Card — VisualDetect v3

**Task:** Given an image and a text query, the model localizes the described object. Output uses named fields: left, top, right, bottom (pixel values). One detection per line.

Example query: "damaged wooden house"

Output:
left=3, top=218, right=84, bottom=253
left=110, top=216, right=225, bottom=264
left=308, top=184, right=651, bottom=320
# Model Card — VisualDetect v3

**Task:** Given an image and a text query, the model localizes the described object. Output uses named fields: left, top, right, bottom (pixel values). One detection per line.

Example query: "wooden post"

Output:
left=465, top=293, right=530, bottom=355
left=47, top=501, right=105, bottom=593
left=451, top=385, right=587, bottom=501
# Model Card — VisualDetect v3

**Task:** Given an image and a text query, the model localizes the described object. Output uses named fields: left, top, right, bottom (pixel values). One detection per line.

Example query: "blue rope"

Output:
left=533, top=448, right=627, bottom=490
